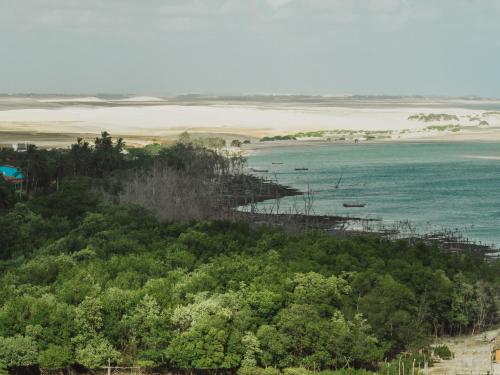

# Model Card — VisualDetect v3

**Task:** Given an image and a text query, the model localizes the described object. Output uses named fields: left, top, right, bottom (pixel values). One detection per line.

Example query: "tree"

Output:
left=178, top=131, right=191, bottom=144
left=70, top=137, right=92, bottom=176
left=290, top=272, right=348, bottom=316
left=241, top=332, right=261, bottom=368
left=121, top=295, right=169, bottom=364
left=165, top=294, right=242, bottom=369
left=472, top=281, right=496, bottom=334
left=72, top=296, right=121, bottom=368
left=91, top=131, right=124, bottom=176
left=257, top=325, right=289, bottom=368
left=231, top=140, right=242, bottom=148
left=0, top=175, right=15, bottom=209
left=75, top=296, right=104, bottom=334
left=75, top=336, right=121, bottom=369
left=276, top=304, right=338, bottom=369
left=359, top=275, right=417, bottom=351
left=38, top=344, right=72, bottom=370
left=0, top=335, right=38, bottom=368
left=446, top=273, right=476, bottom=334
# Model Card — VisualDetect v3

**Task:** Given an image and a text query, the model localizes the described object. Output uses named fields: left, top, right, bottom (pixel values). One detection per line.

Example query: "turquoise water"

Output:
left=247, top=142, right=500, bottom=246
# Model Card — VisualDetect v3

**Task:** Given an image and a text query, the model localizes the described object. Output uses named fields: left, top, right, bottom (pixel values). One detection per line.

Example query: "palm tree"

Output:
left=0, top=175, right=14, bottom=209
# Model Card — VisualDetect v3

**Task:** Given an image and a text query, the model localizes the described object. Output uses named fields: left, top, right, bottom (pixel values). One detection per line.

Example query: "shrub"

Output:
left=433, top=345, right=452, bottom=360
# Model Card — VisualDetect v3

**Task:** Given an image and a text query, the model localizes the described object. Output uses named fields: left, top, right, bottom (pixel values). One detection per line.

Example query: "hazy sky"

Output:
left=1, top=0, right=499, bottom=96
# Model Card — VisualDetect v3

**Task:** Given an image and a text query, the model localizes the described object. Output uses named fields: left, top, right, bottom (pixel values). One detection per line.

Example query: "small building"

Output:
left=0, top=143, right=13, bottom=150
left=494, top=335, right=500, bottom=363
left=13, top=142, right=32, bottom=152
left=0, top=165, right=25, bottom=190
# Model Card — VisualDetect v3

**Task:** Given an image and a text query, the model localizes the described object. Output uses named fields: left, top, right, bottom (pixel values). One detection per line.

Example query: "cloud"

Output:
left=1, top=0, right=500, bottom=97
left=0, top=0, right=424, bottom=35
left=265, top=0, right=294, bottom=8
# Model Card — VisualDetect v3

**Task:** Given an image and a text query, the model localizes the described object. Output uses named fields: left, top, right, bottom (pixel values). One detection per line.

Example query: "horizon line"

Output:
left=1, top=92, right=500, bottom=101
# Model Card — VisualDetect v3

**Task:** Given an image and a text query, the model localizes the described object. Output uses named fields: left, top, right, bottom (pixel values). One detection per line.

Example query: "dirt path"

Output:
left=429, top=328, right=499, bottom=375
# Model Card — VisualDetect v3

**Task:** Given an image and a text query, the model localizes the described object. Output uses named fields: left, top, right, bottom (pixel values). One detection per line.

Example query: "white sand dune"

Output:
left=38, top=97, right=105, bottom=103
left=0, top=105, right=484, bottom=132
left=114, top=96, right=164, bottom=102
left=1, top=98, right=500, bottom=143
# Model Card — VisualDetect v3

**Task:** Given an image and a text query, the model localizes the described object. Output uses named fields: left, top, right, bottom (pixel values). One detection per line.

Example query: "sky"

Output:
left=1, top=0, right=499, bottom=97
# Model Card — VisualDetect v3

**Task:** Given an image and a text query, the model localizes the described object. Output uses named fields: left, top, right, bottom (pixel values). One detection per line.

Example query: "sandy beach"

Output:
left=1, top=95, right=500, bottom=148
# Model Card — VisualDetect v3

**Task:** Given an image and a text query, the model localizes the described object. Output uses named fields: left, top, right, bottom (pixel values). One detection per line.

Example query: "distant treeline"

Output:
left=0, top=132, right=246, bottom=215
left=260, top=131, right=327, bottom=142
left=408, top=113, right=459, bottom=122
left=425, top=125, right=461, bottom=132
left=260, top=135, right=298, bottom=142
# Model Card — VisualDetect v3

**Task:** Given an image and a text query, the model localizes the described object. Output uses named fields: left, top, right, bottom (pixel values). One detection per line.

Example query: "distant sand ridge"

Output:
left=1, top=95, right=500, bottom=147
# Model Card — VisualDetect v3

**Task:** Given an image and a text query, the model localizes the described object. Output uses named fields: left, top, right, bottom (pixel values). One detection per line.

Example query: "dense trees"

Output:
left=1, top=135, right=248, bottom=222
left=0, top=194, right=498, bottom=373
left=0, top=132, right=125, bottom=195
left=0, top=135, right=498, bottom=374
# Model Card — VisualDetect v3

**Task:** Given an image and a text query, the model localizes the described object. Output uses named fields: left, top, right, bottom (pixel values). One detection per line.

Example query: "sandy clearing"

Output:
left=429, top=328, right=499, bottom=375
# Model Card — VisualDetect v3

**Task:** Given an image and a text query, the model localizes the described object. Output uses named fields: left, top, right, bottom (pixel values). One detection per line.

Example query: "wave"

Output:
left=463, top=154, right=500, bottom=160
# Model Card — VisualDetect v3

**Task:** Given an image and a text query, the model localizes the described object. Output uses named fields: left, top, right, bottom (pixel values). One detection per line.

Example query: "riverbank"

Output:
left=241, top=141, right=500, bottom=255
left=239, top=132, right=500, bottom=154
left=226, top=175, right=499, bottom=259
left=4, top=125, right=500, bottom=152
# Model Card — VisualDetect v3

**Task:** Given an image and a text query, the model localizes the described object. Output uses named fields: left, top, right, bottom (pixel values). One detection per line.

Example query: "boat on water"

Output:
left=272, top=162, right=284, bottom=164
left=295, top=168, right=309, bottom=171
left=250, top=168, right=269, bottom=173
left=343, top=203, right=366, bottom=208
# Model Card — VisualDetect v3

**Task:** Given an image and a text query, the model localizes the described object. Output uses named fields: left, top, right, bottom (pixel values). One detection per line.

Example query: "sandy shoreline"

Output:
left=240, top=130, right=500, bottom=151
left=1, top=96, right=500, bottom=148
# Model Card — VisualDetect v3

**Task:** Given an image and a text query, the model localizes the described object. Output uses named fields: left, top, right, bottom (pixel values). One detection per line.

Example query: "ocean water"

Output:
left=246, top=142, right=500, bottom=247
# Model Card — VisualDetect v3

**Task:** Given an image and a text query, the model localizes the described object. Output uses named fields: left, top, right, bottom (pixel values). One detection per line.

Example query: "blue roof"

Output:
left=0, top=165, right=25, bottom=179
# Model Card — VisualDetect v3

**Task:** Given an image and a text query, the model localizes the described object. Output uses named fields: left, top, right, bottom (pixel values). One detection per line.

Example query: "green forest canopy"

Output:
left=0, top=134, right=498, bottom=374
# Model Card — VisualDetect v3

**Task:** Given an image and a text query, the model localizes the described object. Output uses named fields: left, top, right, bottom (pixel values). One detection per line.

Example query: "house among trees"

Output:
left=0, top=142, right=34, bottom=151
left=13, top=142, right=33, bottom=152
left=0, top=165, right=25, bottom=190
left=493, top=335, right=500, bottom=375
left=493, top=335, right=500, bottom=361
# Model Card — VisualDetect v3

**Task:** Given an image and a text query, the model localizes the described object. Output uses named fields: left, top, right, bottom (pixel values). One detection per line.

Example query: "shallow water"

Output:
left=246, top=142, right=500, bottom=246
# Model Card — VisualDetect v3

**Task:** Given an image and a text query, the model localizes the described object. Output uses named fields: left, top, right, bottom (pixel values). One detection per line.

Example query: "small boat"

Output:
left=343, top=203, right=366, bottom=208
left=250, top=168, right=269, bottom=173
left=272, top=162, right=284, bottom=165
left=294, top=168, right=309, bottom=171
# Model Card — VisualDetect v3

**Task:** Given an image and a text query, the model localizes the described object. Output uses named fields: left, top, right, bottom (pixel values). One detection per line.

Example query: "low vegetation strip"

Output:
left=425, top=125, right=461, bottom=132
left=408, top=114, right=459, bottom=122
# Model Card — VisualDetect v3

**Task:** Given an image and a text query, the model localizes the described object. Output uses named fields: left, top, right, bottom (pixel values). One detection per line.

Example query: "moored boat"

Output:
left=250, top=167, right=269, bottom=173
left=343, top=203, right=366, bottom=208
